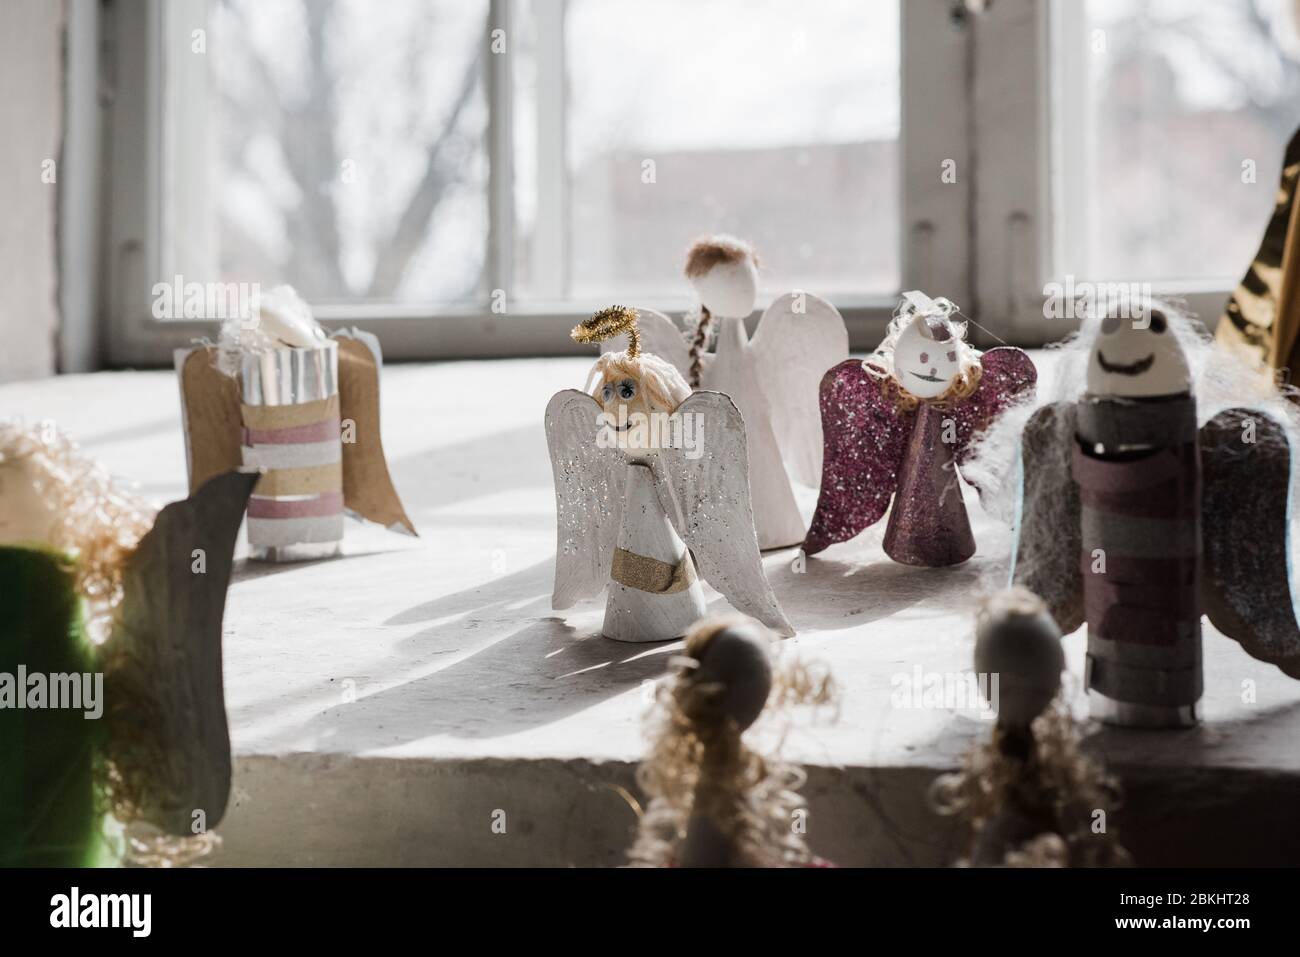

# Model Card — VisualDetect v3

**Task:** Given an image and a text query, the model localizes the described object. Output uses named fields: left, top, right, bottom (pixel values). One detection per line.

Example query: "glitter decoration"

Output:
left=804, top=345, right=1037, bottom=562
left=545, top=307, right=794, bottom=639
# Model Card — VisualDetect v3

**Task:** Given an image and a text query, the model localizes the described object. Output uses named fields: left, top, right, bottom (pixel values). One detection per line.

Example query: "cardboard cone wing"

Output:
left=603, top=462, right=706, bottom=643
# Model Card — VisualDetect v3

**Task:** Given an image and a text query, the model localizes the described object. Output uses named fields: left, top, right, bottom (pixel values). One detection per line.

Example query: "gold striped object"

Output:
left=1217, top=126, right=1300, bottom=378
left=610, top=547, right=697, bottom=594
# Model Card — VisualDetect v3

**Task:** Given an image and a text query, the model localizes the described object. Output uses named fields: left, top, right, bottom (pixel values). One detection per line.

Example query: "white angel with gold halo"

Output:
left=546, top=306, right=794, bottom=643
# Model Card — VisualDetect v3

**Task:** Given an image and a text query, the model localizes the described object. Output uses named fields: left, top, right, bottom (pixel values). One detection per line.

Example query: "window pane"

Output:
left=1057, top=0, right=1300, bottom=283
left=164, top=0, right=489, bottom=307
left=535, top=0, right=900, bottom=301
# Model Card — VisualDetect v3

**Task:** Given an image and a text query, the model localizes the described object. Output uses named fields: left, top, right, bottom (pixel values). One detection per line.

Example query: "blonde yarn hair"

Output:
left=573, top=306, right=692, bottom=413
left=628, top=617, right=836, bottom=868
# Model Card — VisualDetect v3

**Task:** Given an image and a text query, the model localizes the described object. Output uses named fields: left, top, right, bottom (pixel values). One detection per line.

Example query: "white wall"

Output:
left=0, top=0, right=63, bottom=383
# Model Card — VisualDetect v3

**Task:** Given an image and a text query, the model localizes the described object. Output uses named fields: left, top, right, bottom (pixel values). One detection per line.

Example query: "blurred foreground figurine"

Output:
left=1012, top=302, right=1300, bottom=727
left=547, top=307, right=793, bottom=642
left=0, top=422, right=254, bottom=866
left=804, top=291, right=1035, bottom=565
left=931, top=588, right=1130, bottom=867
left=610, top=236, right=848, bottom=548
left=627, top=616, right=834, bottom=867
left=175, top=285, right=414, bottom=561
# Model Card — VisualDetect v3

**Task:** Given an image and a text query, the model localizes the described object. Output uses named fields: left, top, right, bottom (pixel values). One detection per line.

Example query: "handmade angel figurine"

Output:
left=931, top=588, right=1130, bottom=867
left=1005, top=301, right=1300, bottom=727
left=0, top=421, right=254, bottom=866
left=176, top=285, right=415, bottom=561
left=546, top=306, right=794, bottom=642
left=607, top=235, right=848, bottom=549
left=627, top=615, right=834, bottom=867
left=804, top=290, right=1036, bottom=565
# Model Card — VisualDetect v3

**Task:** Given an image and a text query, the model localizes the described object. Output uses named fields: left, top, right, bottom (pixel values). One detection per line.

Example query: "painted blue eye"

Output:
left=601, top=384, right=614, bottom=402
left=618, top=379, right=637, bottom=400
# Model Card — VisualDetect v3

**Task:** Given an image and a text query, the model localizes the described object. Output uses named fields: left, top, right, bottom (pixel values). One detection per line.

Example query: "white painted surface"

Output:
left=2, top=355, right=1298, bottom=866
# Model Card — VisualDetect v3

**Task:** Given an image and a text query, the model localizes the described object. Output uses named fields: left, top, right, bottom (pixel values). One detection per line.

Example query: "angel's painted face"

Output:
left=1086, top=309, right=1190, bottom=398
left=596, top=373, right=659, bottom=452
left=892, top=314, right=961, bottom=400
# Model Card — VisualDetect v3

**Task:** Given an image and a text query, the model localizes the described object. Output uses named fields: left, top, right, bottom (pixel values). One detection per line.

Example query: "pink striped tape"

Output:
left=242, top=417, right=342, bottom=446
left=247, top=491, right=346, bottom=520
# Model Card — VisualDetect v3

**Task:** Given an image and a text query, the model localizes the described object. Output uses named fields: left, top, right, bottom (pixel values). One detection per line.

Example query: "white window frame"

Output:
left=93, top=0, right=1240, bottom=366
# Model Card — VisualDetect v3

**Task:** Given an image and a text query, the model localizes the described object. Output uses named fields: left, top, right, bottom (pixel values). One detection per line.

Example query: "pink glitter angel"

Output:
left=803, top=291, right=1036, bottom=566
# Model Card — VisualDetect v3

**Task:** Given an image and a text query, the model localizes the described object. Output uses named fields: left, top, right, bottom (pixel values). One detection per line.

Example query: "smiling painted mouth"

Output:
left=1097, top=351, right=1155, bottom=376
left=909, top=371, right=945, bottom=383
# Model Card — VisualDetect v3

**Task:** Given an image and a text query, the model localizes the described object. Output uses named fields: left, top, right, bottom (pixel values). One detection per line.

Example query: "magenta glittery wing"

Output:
left=804, top=359, right=914, bottom=555
left=951, top=348, right=1037, bottom=468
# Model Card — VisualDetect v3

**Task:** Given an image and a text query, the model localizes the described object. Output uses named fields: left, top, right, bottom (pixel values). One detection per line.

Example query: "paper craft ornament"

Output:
left=0, top=421, right=254, bottom=866
left=931, top=588, right=1131, bottom=868
left=546, top=306, right=794, bottom=642
left=1216, top=126, right=1300, bottom=376
left=175, top=285, right=414, bottom=562
left=605, top=235, right=848, bottom=549
left=627, top=615, right=834, bottom=867
left=804, top=291, right=1036, bottom=565
left=1008, top=302, right=1300, bottom=727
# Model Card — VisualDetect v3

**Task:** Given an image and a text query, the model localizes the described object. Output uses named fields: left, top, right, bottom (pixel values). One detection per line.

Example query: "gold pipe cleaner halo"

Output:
left=572, top=305, right=642, bottom=358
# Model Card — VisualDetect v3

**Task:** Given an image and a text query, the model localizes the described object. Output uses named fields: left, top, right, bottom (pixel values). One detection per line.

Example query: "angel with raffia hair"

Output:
left=605, top=235, right=849, bottom=549
left=546, top=306, right=794, bottom=643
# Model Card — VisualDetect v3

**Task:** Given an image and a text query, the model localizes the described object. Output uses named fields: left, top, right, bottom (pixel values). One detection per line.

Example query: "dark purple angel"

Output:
left=804, top=295, right=1036, bottom=565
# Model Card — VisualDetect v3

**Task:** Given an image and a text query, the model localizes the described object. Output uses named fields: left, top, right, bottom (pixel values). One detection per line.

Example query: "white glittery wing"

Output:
left=658, top=391, right=795, bottom=636
left=749, top=292, right=849, bottom=487
left=600, top=306, right=691, bottom=379
left=545, top=389, right=627, bottom=609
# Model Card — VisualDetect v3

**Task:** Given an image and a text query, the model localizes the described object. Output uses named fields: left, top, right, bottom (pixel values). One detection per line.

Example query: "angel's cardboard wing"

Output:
left=1200, top=408, right=1300, bottom=677
left=656, top=391, right=794, bottom=636
left=544, top=389, right=627, bottom=609
left=1010, top=402, right=1085, bottom=633
left=803, top=360, right=914, bottom=555
left=749, top=292, right=848, bottom=487
left=598, top=307, right=692, bottom=378
left=951, top=347, right=1038, bottom=470
left=103, top=469, right=258, bottom=836
left=175, top=334, right=414, bottom=534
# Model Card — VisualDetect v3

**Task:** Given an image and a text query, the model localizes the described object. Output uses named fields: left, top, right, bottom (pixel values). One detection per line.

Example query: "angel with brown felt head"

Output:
left=546, top=306, right=794, bottom=643
left=627, top=615, right=835, bottom=867
left=602, top=236, right=850, bottom=550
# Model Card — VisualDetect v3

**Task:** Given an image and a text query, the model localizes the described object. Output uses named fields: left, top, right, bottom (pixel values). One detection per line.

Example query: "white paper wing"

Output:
left=545, top=389, right=626, bottom=608
left=658, top=391, right=795, bottom=636
left=600, top=306, right=691, bottom=379
left=749, top=292, right=849, bottom=487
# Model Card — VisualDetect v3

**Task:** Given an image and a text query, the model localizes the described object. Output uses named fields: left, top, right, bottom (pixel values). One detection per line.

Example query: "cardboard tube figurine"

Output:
left=803, top=291, right=1036, bottom=565
left=600, top=236, right=849, bottom=549
left=1216, top=126, right=1300, bottom=377
left=627, top=616, right=834, bottom=867
left=1010, top=302, right=1300, bottom=727
left=546, top=306, right=794, bottom=642
left=931, top=588, right=1131, bottom=868
left=0, top=421, right=254, bottom=866
left=175, top=285, right=415, bottom=562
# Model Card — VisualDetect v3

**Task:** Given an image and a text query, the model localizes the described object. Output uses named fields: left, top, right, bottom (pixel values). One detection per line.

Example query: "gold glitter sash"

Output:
left=611, top=547, right=697, bottom=594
